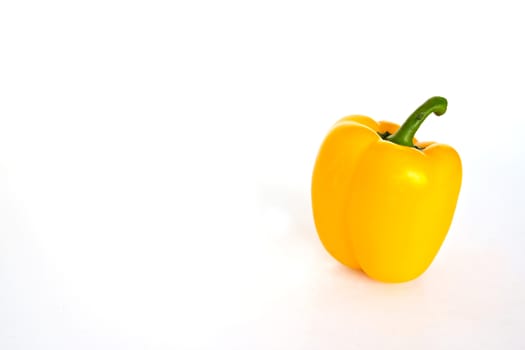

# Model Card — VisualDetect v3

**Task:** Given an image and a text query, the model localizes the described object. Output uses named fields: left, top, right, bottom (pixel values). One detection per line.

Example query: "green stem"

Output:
left=386, top=96, right=448, bottom=147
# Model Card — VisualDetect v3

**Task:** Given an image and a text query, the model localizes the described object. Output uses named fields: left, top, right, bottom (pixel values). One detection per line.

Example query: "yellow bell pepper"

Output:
left=311, top=97, right=462, bottom=283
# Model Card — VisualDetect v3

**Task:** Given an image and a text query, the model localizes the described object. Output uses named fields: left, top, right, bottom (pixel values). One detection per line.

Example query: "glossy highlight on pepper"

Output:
left=311, top=97, right=462, bottom=283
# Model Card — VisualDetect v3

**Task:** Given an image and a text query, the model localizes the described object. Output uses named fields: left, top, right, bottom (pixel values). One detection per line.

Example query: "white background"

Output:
left=1, top=1, right=524, bottom=349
